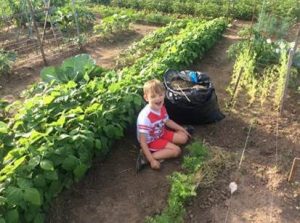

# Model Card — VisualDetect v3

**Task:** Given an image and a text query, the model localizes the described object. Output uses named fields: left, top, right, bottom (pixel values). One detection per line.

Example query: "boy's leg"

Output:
left=152, top=142, right=181, bottom=160
left=172, top=131, right=188, bottom=145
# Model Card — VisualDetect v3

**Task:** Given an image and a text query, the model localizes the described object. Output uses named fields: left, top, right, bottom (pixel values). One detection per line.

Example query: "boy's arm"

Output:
left=165, top=119, right=191, bottom=137
left=139, top=133, right=160, bottom=169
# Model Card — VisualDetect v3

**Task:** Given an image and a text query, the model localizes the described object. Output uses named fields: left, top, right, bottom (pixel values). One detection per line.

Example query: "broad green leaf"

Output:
left=17, top=178, right=33, bottom=189
left=49, top=181, right=62, bottom=196
left=0, top=121, right=8, bottom=134
left=23, top=188, right=42, bottom=206
left=44, top=170, right=58, bottom=180
left=40, top=160, right=54, bottom=171
left=6, top=186, right=23, bottom=204
left=5, top=209, right=19, bottom=223
left=61, top=54, right=95, bottom=82
left=0, top=217, right=5, bottom=223
left=73, top=163, right=88, bottom=180
left=62, top=155, right=78, bottom=171
left=40, top=66, right=61, bottom=83
left=43, top=95, right=55, bottom=105
left=33, top=174, right=46, bottom=188
left=95, top=139, right=102, bottom=150
left=28, top=156, right=41, bottom=169
left=33, top=213, right=44, bottom=223
left=103, top=125, right=116, bottom=138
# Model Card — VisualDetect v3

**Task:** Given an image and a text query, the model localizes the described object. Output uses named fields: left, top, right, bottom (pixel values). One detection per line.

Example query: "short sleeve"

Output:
left=137, top=113, right=151, bottom=134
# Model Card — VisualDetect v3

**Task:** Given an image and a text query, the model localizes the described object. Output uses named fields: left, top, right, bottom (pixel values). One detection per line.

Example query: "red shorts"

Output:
left=148, top=129, right=174, bottom=152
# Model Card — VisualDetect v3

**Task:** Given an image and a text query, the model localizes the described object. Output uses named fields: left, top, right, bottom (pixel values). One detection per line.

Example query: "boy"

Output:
left=136, top=79, right=191, bottom=171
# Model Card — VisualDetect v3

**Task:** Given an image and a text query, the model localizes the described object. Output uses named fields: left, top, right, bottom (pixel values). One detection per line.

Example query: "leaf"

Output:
left=17, top=177, right=33, bottom=189
left=0, top=121, right=8, bottom=133
left=5, top=186, right=23, bottom=204
left=73, top=163, right=88, bottom=180
left=103, top=125, right=116, bottom=138
left=28, top=156, right=41, bottom=169
left=44, top=170, right=58, bottom=180
left=43, top=95, right=55, bottom=105
left=33, top=213, right=44, bottom=223
left=62, top=155, right=78, bottom=171
left=49, top=181, right=62, bottom=196
left=61, top=54, right=95, bottom=82
left=5, top=209, right=19, bottom=223
left=40, top=160, right=54, bottom=171
left=33, top=174, right=46, bottom=188
left=23, top=187, right=42, bottom=206
left=95, top=139, right=102, bottom=150
left=40, top=66, right=63, bottom=83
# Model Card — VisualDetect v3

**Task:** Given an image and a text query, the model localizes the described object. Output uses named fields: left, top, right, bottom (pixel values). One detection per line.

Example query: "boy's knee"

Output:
left=173, top=146, right=181, bottom=157
left=183, top=134, right=188, bottom=143
left=179, top=133, right=188, bottom=144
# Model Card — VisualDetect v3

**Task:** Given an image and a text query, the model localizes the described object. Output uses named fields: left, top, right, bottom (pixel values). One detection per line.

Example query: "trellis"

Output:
left=0, top=0, right=82, bottom=68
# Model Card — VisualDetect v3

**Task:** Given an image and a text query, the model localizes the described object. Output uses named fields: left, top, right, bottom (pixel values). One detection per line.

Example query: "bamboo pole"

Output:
left=25, top=0, right=48, bottom=65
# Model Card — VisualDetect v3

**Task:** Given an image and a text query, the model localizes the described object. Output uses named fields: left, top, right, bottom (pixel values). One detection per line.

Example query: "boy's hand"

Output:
left=179, top=127, right=191, bottom=138
left=150, top=159, right=160, bottom=170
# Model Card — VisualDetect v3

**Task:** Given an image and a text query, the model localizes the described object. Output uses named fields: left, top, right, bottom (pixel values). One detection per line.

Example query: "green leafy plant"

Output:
left=147, top=141, right=231, bottom=223
left=93, top=13, right=133, bottom=37
left=53, top=4, right=95, bottom=34
left=0, top=50, right=16, bottom=77
left=40, top=54, right=106, bottom=84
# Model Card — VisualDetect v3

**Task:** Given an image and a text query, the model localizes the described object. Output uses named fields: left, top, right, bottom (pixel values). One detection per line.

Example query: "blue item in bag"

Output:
left=188, top=71, right=198, bottom=83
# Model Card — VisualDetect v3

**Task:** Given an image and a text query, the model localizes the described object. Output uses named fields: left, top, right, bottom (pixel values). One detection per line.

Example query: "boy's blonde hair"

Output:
left=143, top=79, right=165, bottom=95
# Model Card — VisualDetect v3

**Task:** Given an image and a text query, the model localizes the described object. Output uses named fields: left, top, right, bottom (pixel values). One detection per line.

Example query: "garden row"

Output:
left=0, top=18, right=227, bottom=222
left=95, top=0, right=300, bottom=21
left=226, top=12, right=300, bottom=108
left=146, top=142, right=232, bottom=223
left=0, top=4, right=182, bottom=77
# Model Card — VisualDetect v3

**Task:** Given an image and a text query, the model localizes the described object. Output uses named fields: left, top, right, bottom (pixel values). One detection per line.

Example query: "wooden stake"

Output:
left=229, top=66, right=244, bottom=107
left=41, top=0, right=51, bottom=43
left=288, top=157, right=300, bottom=182
left=26, top=0, right=48, bottom=65
left=279, top=27, right=300, bottom=115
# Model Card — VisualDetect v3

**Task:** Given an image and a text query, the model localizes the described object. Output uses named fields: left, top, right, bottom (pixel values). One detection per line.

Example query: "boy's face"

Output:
left=144, top=91, right=165, bottom=111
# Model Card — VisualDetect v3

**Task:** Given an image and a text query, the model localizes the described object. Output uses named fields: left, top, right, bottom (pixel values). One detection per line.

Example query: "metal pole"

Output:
left=25, top=0, right=48, bottom=65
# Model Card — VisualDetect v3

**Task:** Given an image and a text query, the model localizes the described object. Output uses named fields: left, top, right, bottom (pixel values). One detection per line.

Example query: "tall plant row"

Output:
left=227, top=41, right=290, bottom=109
left=0, top=18, right=227, bottom=222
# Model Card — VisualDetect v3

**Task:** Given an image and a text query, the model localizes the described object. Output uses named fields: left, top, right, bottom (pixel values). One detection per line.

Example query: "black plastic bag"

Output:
left=164, top=69, right=225, bottom=124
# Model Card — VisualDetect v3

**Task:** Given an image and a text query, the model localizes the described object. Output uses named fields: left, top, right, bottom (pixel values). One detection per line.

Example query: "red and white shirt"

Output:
left=137, top=104, right=169, bottom=144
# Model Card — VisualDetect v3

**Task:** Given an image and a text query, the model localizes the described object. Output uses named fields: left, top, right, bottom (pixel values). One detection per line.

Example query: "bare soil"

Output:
left=0, top=23, right=157, bottom=101
left=1, top=21, right=299, bottom=223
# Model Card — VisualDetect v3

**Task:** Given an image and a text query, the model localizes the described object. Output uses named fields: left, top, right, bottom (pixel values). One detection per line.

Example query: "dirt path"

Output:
left=185, top=20, right=300, bottom=223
